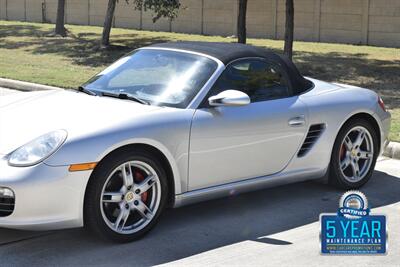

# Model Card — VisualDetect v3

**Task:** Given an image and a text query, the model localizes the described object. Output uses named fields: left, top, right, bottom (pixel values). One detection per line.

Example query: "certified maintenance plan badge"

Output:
left=320, top=191, right=387, bottom=254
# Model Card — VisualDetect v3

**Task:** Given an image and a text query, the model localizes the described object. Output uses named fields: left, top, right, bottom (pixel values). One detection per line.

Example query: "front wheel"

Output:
left=329, top=119, right=379, bottom=189
left=84, top=149, right=168, bottom=242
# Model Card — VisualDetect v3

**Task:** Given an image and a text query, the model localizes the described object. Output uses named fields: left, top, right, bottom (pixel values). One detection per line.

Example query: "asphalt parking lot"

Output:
left=1, top=89, right=399, bottom=267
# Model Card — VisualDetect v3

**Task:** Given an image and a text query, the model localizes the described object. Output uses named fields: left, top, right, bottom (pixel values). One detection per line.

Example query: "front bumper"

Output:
left=0, top=156, right=91, bottom=230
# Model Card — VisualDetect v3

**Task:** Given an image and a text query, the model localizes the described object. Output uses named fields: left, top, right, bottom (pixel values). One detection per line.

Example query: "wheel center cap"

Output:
left=125, top=191, right=135, bottom=202
left=351, top=149, right=357, bottom=157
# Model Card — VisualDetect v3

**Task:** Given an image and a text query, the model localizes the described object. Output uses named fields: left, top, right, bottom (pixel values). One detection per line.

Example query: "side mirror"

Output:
left=208, top=90, right=250, bottom=107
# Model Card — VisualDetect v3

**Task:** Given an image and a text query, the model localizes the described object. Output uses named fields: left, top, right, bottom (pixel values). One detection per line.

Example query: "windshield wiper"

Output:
left=100, top=91, right=149, bottom=105
left=77, top=86, right=97, bottom=96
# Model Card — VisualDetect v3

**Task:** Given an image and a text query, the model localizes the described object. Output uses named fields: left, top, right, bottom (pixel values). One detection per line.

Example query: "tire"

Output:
left=329, top=118, right=379, bottom=189
left=84, top=148, right=168, bottom=242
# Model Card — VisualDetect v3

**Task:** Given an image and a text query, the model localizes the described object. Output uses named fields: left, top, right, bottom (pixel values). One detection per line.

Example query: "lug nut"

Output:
left=127, top=186, right=132, bottom=190
left=134, top=200, right=139, bottom=206
left=135, top=189, right=140, bottom=194
left=125, top=204, right=129, bottom=209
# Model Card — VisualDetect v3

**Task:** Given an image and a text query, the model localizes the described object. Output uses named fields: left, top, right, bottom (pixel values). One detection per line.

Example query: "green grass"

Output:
left=389, top=109, right=400, bottom=142
left=0, top=20, right=399, bottom=141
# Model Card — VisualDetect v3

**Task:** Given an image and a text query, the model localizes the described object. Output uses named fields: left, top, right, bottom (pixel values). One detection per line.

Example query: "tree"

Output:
left=134, top=0, right=180, bottom=23
left=237, top=0, right=248, bottom=44
left=102, top=0, right=118, bottom=47
left=55, top=0, right=67, bottom=36
left=283, top=0, right=294, bottom=60
left=101, top=0, right=181, bottom=47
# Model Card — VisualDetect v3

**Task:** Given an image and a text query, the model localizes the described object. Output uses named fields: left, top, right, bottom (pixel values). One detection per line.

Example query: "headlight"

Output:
left=8, top=130, right=67, bottom=167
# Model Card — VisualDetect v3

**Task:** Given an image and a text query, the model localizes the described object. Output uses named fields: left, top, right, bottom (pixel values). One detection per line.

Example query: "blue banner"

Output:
left=320, top=214, right=386, bottom=254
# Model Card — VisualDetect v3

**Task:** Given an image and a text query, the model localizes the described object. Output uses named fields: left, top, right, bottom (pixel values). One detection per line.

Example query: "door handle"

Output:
left=288, top=115, right=305, bottom=126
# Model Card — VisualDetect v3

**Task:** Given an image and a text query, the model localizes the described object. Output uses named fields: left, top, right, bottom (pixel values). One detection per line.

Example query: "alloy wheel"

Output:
left=338, top=126, right=374, bottom=183
left=100, top=160, right=161, bottom=234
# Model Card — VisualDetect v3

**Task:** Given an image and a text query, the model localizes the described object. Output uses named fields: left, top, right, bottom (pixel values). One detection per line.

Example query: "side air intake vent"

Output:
left=297, top=124, right=325, bottom=157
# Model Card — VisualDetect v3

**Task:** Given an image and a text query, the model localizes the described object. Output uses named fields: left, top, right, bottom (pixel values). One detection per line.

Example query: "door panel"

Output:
left=189, top=96, right=308, bottom=190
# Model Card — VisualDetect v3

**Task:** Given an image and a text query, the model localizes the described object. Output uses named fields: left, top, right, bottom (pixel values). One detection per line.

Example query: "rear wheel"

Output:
left=329, top=119, right=378, bottom=189
left=84, top=149, right=168, bottom=242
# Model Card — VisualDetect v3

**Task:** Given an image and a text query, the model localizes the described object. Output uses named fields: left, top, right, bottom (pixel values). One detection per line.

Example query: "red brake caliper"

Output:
left=340, top=144, right=346, bottom=160
left=134, top=170, right=148, bottom=202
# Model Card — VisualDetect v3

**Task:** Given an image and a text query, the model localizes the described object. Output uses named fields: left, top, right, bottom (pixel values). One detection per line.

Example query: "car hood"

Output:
left=0, top=90, right=162, bottom=155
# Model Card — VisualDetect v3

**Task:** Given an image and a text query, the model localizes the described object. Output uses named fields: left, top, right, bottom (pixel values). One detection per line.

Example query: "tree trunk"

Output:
left=237, top=0, right=248, bottom=44
left=55, top=0, right=66, bottom=37
left=102, top=0, right=117, bottom=47
left=284, top=0, right=294, bottom=60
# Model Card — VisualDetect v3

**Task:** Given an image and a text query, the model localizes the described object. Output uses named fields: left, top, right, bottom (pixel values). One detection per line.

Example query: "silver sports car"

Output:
left=0, top=42, right=391, bottom=242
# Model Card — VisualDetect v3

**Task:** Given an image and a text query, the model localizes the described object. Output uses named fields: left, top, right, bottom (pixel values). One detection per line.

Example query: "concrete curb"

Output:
left=383, top=141, right=400, bottom=160
left=0, top=78, right=62, bottom=91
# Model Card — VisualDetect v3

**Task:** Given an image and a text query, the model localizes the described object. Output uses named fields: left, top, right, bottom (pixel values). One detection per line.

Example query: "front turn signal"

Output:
left=69, top=162, right=97, bottom=172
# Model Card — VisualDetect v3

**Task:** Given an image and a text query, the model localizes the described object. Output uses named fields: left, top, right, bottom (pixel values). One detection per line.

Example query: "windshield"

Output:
left=82, top=49, right=218, bottom=108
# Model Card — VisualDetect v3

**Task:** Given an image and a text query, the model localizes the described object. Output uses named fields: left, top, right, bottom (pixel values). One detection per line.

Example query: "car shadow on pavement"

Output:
left=0, top=170, right=399, bottom=266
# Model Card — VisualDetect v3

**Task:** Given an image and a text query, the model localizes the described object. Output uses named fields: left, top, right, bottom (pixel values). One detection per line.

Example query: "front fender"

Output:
left=44, top=109, right=195, bottom=195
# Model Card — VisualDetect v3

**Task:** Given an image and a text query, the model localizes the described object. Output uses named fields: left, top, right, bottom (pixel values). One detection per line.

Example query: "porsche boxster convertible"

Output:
left=0, top=42, right=391, bottom=242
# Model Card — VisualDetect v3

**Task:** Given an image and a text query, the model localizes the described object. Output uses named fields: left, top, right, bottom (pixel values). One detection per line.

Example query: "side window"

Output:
left=211, top=59, right=290, bottom=103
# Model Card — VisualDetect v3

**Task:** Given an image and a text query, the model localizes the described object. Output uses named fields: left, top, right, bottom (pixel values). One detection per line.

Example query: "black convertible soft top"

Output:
left=148, top=42, right=313, bottom=94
